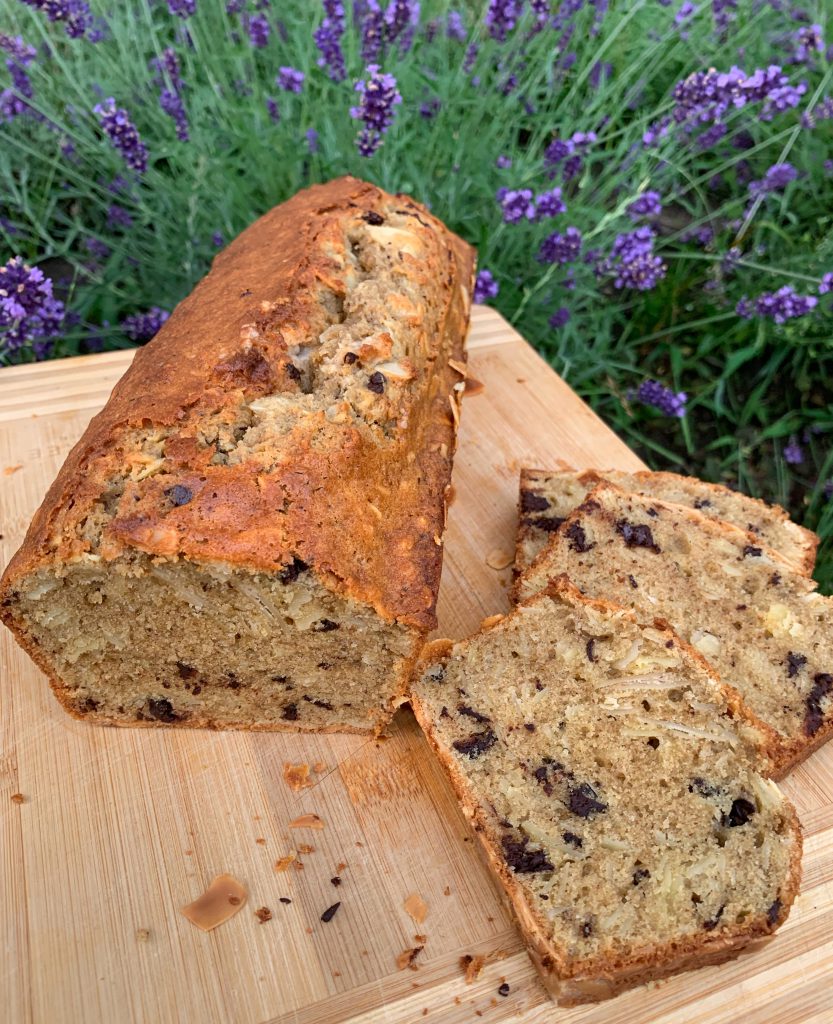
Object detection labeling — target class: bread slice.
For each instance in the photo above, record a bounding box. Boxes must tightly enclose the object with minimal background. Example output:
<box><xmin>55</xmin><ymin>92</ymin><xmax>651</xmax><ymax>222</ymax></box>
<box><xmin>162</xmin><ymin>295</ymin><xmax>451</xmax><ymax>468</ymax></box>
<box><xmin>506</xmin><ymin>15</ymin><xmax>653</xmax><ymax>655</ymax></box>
<box><xmin>516</xmin><ymin>483</ymin><xmax>833</xmax><ymax>775</ymax></box>
<box><xmin>410</xmin><ymin>578</ymin><xmax>801</xmax><ymax>1005</ymax></box>
<box><xmin>517</xmin><ymin>468</ymin><xmax>817</xmax><ymax>576</ymax></box>
<box><xmin>0</xmin><ymin>178</ymin><xmax>474</xmax><ymax>735</ymax></box>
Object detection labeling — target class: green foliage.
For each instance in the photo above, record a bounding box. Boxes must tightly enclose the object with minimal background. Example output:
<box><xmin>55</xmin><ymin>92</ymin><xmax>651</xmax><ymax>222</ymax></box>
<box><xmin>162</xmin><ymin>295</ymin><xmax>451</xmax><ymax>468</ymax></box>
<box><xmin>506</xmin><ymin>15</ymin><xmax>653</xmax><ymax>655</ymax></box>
<box><xmin>2</xmin><ymin>0</ymin><xmax>833</xmax><ymax>586</ymax></box>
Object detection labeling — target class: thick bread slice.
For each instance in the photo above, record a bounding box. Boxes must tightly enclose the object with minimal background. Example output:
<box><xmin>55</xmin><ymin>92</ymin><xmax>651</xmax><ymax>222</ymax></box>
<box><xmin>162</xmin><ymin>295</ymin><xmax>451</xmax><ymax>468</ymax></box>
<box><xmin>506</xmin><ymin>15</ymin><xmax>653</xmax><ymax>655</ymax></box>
<box><xmin>410</xmin><ymin>577</ymin><xmax>801</xmax><ymax>1005</ymax></box>
<box><xmin>517</xmin><ymin>468</ymin><xmax>817</xmax><ymax>576</ymax></box>
<box><xmin>516</xmin><ymin>483</ymin><xmax>833</xmax><ymax>775</ymax></box>
<box><xmin>0</xmin><ymin>177</ymin><xmax>475</xmax><ymax>734</ymax></box>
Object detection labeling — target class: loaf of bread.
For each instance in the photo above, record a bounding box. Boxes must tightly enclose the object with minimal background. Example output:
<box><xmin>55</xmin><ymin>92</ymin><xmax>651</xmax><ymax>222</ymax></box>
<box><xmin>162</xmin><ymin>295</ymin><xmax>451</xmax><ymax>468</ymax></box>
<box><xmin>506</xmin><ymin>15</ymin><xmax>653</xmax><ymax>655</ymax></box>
<box><xmin>517</xmin><ymin>468</ymin><xmax>817</xmax><ymax>575</ymax></box>
<box><xmin>516</xmin><ymin>483</ymin><xmax>833</xmax><ymax>774</ymax></box>
<box><xmin>410</xmin><ymin>577</ymin><xmax>801</xmax><ymax>1005</ymax></box>
<box><xmin>0</xmin><ymin>177</ymin><xmax>475</xmax><ymax>734</ymax></box>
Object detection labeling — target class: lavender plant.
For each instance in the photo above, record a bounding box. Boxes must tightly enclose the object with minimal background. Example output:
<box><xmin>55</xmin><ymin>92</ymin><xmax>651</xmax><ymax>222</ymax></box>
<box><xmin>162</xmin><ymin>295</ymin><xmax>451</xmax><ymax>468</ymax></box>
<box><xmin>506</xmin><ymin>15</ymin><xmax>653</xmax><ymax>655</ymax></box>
<box><xmin>2</xmin><ymin>0</ymin><xmax>833</xmax><ymax>588</ymax></box>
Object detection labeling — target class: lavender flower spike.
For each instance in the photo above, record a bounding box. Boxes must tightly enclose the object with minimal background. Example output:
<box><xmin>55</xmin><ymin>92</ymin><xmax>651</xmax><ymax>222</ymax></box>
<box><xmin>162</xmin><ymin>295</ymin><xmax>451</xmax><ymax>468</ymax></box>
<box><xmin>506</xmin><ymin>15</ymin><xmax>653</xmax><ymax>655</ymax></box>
<box><xmin>627</xmin><ymin>191</ymin><xmax>663</xmax><ymax>221</ymax></box>
<box><xmin>819</xmin><ymin>272</ymin><xmax>833</xmax><ymax>295</ymax></box>
<box><xmin>497</xmin><ymin>188</ymin><xmax>536</xmax><ymax>223</ymax></box>
<box><xmin>22</xmin><ymin>0</ymin><xmax>93</xmax><ymax>40</ymax></box>
<box><xmin>94</xmin><ymin>99</ymin><xmax>149</xmax><ymax>174</ymax></box>
<box><xmin>0</xmin><ymin>256</ymin><xmax>65</xmax><ymax>354</ymax></box>
<box><xmin>637</xmin><ymin>379</ymin><xmax>687</xmax><ymax>418</ymax></box>
<box><xmin>277</xmin><ymin>67</ymin><xmax>305</xmax><ymax>93</ymax></box>
<box><xmin>473</xmin><ymin>269</ymin><xmax>499</xmax><ymax>303</ymax></box>
<box><xmin>314</xmin><ymin>1</ymin><xmax>346</xmax><ymax>82</ymax></box>
<box><xmin>167</xmin><ymin>0</ymin><xmax>196</xmax><ymax>16</ymax></box>
<box><xmin>247</xmin><ymin>12</ymin><xmax>270</xmax><ymax>48</ymax></box>
<box><xmin>121</xmin><ymin>306</ymin><xmax>169</xmax><ymax>343</ymax></box>
<box><xmin>350</xmin><ymin>65</ymin><xmax>402</xmax><ymax>156</ymax></box>
<box><xmin>485</xmin><ymin>0</ymin><xmax>521</xmax><ymax>42</ymax></box>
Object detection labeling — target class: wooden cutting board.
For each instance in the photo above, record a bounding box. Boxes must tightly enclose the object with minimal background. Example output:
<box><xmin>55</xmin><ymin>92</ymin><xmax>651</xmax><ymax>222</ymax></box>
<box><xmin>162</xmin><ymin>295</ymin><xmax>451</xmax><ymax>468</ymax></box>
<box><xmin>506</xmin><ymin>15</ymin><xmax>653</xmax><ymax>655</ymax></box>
<box><xmin>1</xmin><ymin>306</ymin><xmax>830</xmax><ymax>1024</ymax></box>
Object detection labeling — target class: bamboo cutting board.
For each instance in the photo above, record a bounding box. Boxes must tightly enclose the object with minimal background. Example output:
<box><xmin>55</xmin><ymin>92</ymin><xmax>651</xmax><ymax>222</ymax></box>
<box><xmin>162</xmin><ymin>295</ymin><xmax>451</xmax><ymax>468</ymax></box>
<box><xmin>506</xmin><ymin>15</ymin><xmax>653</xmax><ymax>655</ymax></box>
<box><xmin>1</xmin><ymin>306</ymin><xmax>831</xmax><ymax>1024</ymax></box>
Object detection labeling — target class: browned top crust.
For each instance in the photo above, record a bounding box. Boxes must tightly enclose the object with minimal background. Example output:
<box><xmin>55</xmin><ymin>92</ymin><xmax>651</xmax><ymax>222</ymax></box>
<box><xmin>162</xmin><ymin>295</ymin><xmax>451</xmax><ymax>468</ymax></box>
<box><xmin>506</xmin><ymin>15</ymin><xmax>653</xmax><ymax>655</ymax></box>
<box><xmin>1</xmin><ymin>177</ymin><xmax>475</xmax><ymax>630</ymax></box>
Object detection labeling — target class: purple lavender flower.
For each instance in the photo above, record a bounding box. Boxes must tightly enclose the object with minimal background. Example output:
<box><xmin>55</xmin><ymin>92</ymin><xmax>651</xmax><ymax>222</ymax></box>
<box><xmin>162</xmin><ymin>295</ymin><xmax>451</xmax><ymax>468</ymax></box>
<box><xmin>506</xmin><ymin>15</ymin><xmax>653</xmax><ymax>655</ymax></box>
<box><xmin>549</xmin><ymin>307</ymin><xmax>570</xmax><ymax>328</ymax></box>
<box><xmin>496</xmin><ymin>154</ymin><xmax>512</xmax><ymax>169</ymax></box>
<box><xmin>277</xmin><ymin>66</ymin><xmax>305</xmax><ymax>93</ymax></box>
<box><xmin>627</xmin><ymin>191</ymin><xmax>662</xmax><ymax>221</ymax></box>
<box><xmin>107</xmin><ymin>204</ymin><xmax>133</xmax><ymax>230</ymax></box>
<box><xmin>463</xmin><ymin>42</ymin><xmax>477</xmax><ymax>73</ymax></box>
<box><xmin>0</xmin><ymin>34</ymin><xmax>36</xmax><ymax>122</ymax></box>
<box><xmin>563</xmin><ymin>154</ymin><xmax>584</xmax><ymax>181</ymax></box>
<box><xmin>819</xmin><ymin>272</ymin><xmax>833</xmax><ymax>294</ymax></box>
<box><xmin>783</xmin><ymin>438</ymin><xmax>803</xmax><ymax>465</ymax></box>
<box><xmin>637</xmin><ymin>380</ymin><xmax>687</xmax><ymax>418</ymax></box>
<box><xmin>151</xmin><ymin>49</ymin><xmax>189</xmax><ymax>142</ymax></box>
<box><xmin>750</xmin><ymin>286</ymin><xmax>818</xmax><ymax>324</ymax></box>
<box><xmin>84</xmin><ymin>237</ymin><xmax>110</xmax><ymax>262</ymax></box>
<box><xmin>534</xmin><ymin>188</ymin><xmax>567</xmax><ymax>220</ymax></box>
<box><xmin>792</xmin><ymin>24</ymin><xmax>824</xmax><ymax>64</ymax></box>
<box><xmin>246</xmin><ymin>12</ymin><xmax>270</xmax><ymax>47</ymax></box>
<box><xmin>350</xmin><ymin>65</ymin><xmax>402</xmax><ymax>156</ymax></box>
<box><xmin>446</xmin><ymin>10</ymin><xmax>466</xmax><ymax>40</ymax></box>
<box><xmin>386</xmin><ymin>0</ymin><xmax>420</xmax><ymax>51</ymax></box>
<box><xmin>0</xmin><ymin>256</ymin><xmax>65</xmax><ymax>354</ymax></box>
<box><xmin>721</xmin><ymin>246</ymin><xmax>742</xmax><ymax>274</ymax></box>
<box><xmin>497</xmin><ymin>188</ymin><xmax>536</xmax><ymax>223</ymax></box>
<box><xmin>735</xmin><ymin>296</ymin><xmax>754</xmax><ymax>319</ymax></box>
<box><xmin>306</xmin><ymin>127</ymin><xmax>319</xmax><ymax>153</ymax></box>
<box><xmin>537</xmin><ymin>226</ymin><xmax>582</xmax><ymax>264</ymax></box>
<box><xmin>226</xmin><ymin>0</ymin><xmax>244</xmax><ymax>13</ymax></box>
<box><xmin>675</xmin><ymin>1</ymin><xmax>695</xmax><ymax>32</ymax></box>
<box><xmin>360</xmin><ymin>0</ymin><xmax>384</xmax><ymax>61</ymax></box>
<box><xmin>747</xmin><ymin>162</ymin><xmax>798</xmax><ymax>198</ymax></box>
<box><xmin>22</xmin><ymin>0</ymin><xmax>93</xmax><ymax>40</ymax></box>
<box><xmin>167</xmin><ymin>0</ymin><xmax>196</xmax><ymax>16</ymax></box>
<box><xmin>473</xmin><ymin>269</ymin><xmax>499</xmax><ymax>303</ymax></box>
<box><xmin>712</xmin><ymin>0</ymin><xmax>736</xmax><ymax>35</ymax></box>
<box><xmin>671</xmin><ymin>65</ymin><xmax>806</xmax><ymax>134</ymax></box>
<box><xmin>94</xmin><ymin>99</ymin><xmax>149</xmax><ymax>174</ymax></box>
<box><xmin>485</xmin><ymin>0</ymin><xmax>521</xmax><ymax>42</ymax></box>
<box><xmin>419</xmin><ymin>96</ymin><xmax>441</xmax><ymax>118</ymax></box>
<box><xmin>602</xmin><ymin>227</ymin><xmax>667</xmax><ymax>291</ymax></box>
<box><xmin>266</xmin><ymin>96</ymin><xmax>280</xmax><ymax>121</ymax></box>
<box><xmin>121</xmin><ymin>306</ymin><xmax>169</xmax><ymax>343</ymax></box>
<box><xmin>589</xmin><ymin>60</ymin><xmax>612</xmax><ymax>89</ymax></box>
<box><xmin>544</xmin><ymin>131</ymin><xmax>596</xmax><ymax>180</ymax></box>
<box><xmin>212</xmin><ymin>231</ymin><xmax>224</xmax><ymax>247</ymax></box>
<box><xmin>314</xmin><ymin>1</ymin><xmax>346</xmax><ymax>81</ymax></box>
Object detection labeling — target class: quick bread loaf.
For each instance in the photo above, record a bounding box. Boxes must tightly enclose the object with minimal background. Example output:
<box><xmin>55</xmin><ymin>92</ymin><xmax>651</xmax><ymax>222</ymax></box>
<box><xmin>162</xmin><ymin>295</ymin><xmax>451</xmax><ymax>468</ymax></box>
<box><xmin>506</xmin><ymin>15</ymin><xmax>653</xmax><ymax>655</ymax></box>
<box><xmin>516</xmin><ymin>483</ymin><xmax>833</xmax><ymax>774</ymax></box>
<box><xmin>0</xmin><ymin>177</ymin><xmax>475</xmax><ymax>733</ymax></box>
<box><xmin>516</xmin><ymin>468</ymin><xmax>817</xmax><ymax>575</ymax></box>
<box><xmin>410</xmin><ymin>578</ymin><xmax>801</xmax><ymax>1005</ymax></box>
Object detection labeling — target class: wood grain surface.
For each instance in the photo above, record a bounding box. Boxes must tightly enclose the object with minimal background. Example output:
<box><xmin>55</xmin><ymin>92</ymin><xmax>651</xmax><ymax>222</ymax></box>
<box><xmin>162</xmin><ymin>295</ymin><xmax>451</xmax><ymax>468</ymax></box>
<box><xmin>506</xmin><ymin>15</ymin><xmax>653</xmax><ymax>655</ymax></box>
<box><xmin>1</xmin><ymin>306</ymin><xmax>830</xmax><ymax>1024</ymax></box>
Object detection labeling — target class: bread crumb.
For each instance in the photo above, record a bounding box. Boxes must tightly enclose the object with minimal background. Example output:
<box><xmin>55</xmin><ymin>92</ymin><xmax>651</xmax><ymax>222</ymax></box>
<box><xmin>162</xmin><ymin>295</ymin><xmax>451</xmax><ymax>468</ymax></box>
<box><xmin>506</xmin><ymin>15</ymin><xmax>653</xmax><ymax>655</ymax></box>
<box><xmin>404</xmin><ymin>892</ymin><xmax>428</xmax><ymax>925</ymax></box>
<box><xmin>396</xmin><ymin>946</ymin><xmax>424</xmax><ymax>971</ymax></box>
<box><xmin>10</xmin><ymin>793</ymin><xmax>25</xmax><ymax>804</ymax></box>
<box><xmin>283</xmin><ymin>763</ymin><xmax>313</xmax><ymax>791</ymax></box>
<box><xmin>293</xmin><ymin>860</ymin><xmax>305</xmax><ymax>872</ymax></box>
<box><xmin>464</xmin><ymin>377</ymin><xmax>485</xmax><ymax>397</ymax></box>
<box><xmin>443</xmin><ymin>885</ymin><xmax>451</xmax><ymax>896</ymax></box>
<box><xmin>486</xmin><ymin>549</ymin><xmax>513</xmax><ymax>571</ymax></box>
<box><xmin>289</xmin><ymin>813</ymin><xmax>325</xmax><ymax>829</ymax></box>
<box><xmin>255</xmin><ymin>907</ymin><xmax>272</xmax><ymax>924</ymax></box>
<box><xmin>297</xmin><ymin>843</ymin><xmax>315</xmax><ymax>855</ymax></box>
<box><xmin>460</xmin><ymin>954</ymin><xmax>486</xmax><ymax>984</ymax></box>
<box><xmin>448</xmin><ymin>358</ymin><xmax>467</xmax><ymax>376</ymax></box>
<box><xmin>313</xmin><ymin>762</ymin><xmax>327</xmax><ymax>774</ymax></box>
<box><xmin>333</xmin><ymin>970</ymin><xmax>341</xmax><ymax>978</ymax></box>
<box><xmin>480</xmin><ymin>614</ymin><xmax>504</xmax><ymax>630</ymax></box>
<box><xmin>336</xmin><ymin>861</ymin><xmax>347</xmax><ymax>872</ymax></box>
<box><xmin>136</xmin><ymin>928</ymin><xmax>150</xmax><ymax>942</ymax></box>
<box><xmin>256</xmin><ymin>838</ymin><xmax>266</xmax><ymax>846</ymax></box>
<box><xmin>274</xmin><ymin>853</ymin><xmax>296</xmax><ymax>873</ymax></box>
<box><xmin>414</xmin><ymin>933</ymin><xmax>427</xmax><ymax>943</ymax></box>
<box><xmin>180</xmin><ymin>874</ymin><xmax>247</xmax><ymax>932</ymax></box>
<box><xmin>3</xmin><ymin>464</ymin><xmax>22</xmax><ymax>476</ymax></box>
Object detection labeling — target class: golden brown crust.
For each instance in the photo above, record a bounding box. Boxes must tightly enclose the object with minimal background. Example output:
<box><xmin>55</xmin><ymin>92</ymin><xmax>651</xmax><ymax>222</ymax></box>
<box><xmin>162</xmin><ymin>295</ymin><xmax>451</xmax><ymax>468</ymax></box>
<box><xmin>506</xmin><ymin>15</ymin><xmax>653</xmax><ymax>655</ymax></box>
<box><xmin>410</xmin><ymin>579</ymin><xmax>803</xmax><ymax>1005</ymax></box>
<box><xmin>0</xmin><ymin>177</ymin><xmax>475</xmax><ymax>634</ymax></box>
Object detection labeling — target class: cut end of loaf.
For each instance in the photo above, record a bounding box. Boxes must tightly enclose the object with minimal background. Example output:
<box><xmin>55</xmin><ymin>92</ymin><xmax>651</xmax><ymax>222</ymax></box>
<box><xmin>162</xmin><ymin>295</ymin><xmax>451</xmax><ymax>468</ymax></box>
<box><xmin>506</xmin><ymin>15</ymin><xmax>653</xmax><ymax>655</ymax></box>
<box><xmin>2</xmin><ymin>554</ymin><xmax>417</xmax><ymax>733</ymax></box>
<box><xmin>410</xmin><ymin>581</ymin><xmax>801</xmax><ymax>1005</ymax></box>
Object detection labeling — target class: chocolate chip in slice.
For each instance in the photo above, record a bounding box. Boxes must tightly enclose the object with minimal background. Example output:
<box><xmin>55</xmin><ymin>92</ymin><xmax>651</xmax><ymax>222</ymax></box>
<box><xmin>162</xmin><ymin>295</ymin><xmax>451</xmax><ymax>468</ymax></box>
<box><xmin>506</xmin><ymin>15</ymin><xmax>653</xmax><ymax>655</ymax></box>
<box><xmin>786</xmin><ymin>651</ymin><xmax>807</xmax><ymax>678</ymax></box>
<box><xmin>367</xmin><ymin>371</ymin><xmax>386</xmax><ymax>393</ymax></box>
<box><xmin>615</xmin><ymin>519</ymin><xmax>661</xmax><ymax>552</ymax></box>
<box><xmin>166</xmin><ymin>484</ymin><xmax>193</xmax><ymax>506</ymax></box>
<box><xmin>453</xmin><ymin>730</ymin><xmax>497</xmax><ymax>759</ymax></box>
<box><xmin>520</xmin><ymin>491</ymin><xmax>550</xmax><ymax>513</ymax></box>
<box><xmin>568</xmin><ymin>782</ymin><xmax>607</xmax><ymax>818</ymax></box>
<box><xmin>501</xmin><ymin>835</ymin><xmax>554</xmax><ymax>873</ymax></box>
<box><xmin>565</xmin><ymin>521</ymin><xmax>593</xmax><ymax>553</ymax></box>
<box><xmin>723</xmin><ymin>797</ymin><xmax>756</xmax><ymax>827</ymax></box>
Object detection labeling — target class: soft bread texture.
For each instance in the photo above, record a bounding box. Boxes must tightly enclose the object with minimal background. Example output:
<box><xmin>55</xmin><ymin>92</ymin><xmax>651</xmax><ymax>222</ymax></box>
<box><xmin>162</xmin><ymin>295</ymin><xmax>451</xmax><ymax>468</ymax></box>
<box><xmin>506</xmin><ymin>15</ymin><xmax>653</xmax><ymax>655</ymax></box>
<box><xmin>410</xmin><ymin>578</ymin><xmax>801</xmax><ymax>1005</ymax></box>
<box><xmin>0</xmin><ymin>177</ymin><xmax>475</xmax><ymax>734</ymax></box>
<box><xmin>516</xmin><ymin>468</ymin><xmax>817</xmax><ymax>576</ymax></box>
<box><xmin>516</xmin><ymin>483</ymin><xmax>833</xmax><ymax>775</ymax></box>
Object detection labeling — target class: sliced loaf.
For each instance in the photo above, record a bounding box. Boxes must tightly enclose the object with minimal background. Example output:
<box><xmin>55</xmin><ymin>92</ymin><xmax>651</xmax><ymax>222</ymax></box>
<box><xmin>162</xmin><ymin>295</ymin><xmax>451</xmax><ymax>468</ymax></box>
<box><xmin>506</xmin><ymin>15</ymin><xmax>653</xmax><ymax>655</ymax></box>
<box><xmin>410</xmin><ymin>577</ymin><xmax>801</xmax><ymax>1005</ymax></box>
<box><xmin>517</xmin><ymin>468</ymin><xmax>817</xmax><ymax>575</ymax></box>
<box><xmin>516</xmin><ymin>483</ymin><xmax>833</xmax><ymax>774</ymax></box>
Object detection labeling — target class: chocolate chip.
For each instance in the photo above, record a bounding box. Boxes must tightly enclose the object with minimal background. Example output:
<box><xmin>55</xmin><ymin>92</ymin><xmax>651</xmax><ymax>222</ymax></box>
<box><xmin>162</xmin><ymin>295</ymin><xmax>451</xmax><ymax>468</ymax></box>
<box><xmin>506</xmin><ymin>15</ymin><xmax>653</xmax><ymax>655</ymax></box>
<box><xmin>453</xmin><ymin>730</ymin><xmax>497</xmax><ymax>759</ymax></box>
<box><xmin>742</xmin><ymin>544</ymin><xmax>762</xmax><ymax>558</ymax></box>
<box><xmin>805</xmin><ymin>673</ymin><xmax>833</xmax><ymax>737</ymax></box>
<box><xmin>285</xmin><ymin>362</ymin><xmax>301</xmax><ymax>381</ymax></box>
<box><xmin>530</xmin><ymin>514</ymin><xmax>565</xmax><ymax>533</ymax></box>
<box><xmin>331</xmin><ymin>876</ymin><xmax>342</xmax><ymax>887</ymax></box>
<box><xmin>78</xmin><ymin>696</ymin><xmax>100</xmax><ymax>713</ymax></box>
<box><xmin>147</xmin><ymin>698</ymin><xmax>178</xmax><ymax>723</ymax></box>
<box><xmin>585</xmin><ymin>639</ymin><xmax>597</xmax><ymax>662</ymax></box>
<box><xmin>615</xmin><ymin>519</ymin><xmax>661</xmax><ymax>552</ymax></box>
<box><xmin>565</xmin><ymin>521</ymin><xmax>593</xmax><ymax>553</ymax></box>
<box><xmin>568</xmin><ymin>782</ymin><xmax>607</xmax><ymax>818</ymax></box>
<box><xmin>693</xmin><ymin>498</ymin><xmax>712</xmax><ymax>509</ymax></box>
<box><xmin>272</xmin><ymin>675</ymin><xmax>288</xmax><ymax>683</ymax></box>
<box><xmin>425</xmin><ymin>664</ymin><xmax>446</xmax><ymax>684</ymax></box>
<box><xmin>736</xmin><ymin>604</ymin><xmax>747</xmax><ymax>610</ymax></box>
<box><xmin>166</xmin><ymin>484</ymin><xmax>193</xmax><ymax>506</ymax></box>
<box><xmin>770</xmin><ymin>572</ymin><xmax>782</xmax><ymax>586</ymax></box>
<box><xmin>320</xmin><ymin>902</ymin><xmax>341</xmax><ymax>923</ymax></box>
<box><xmin>628</xmin><ymin>574</ymin><xmax>638</xmax><ymax>588</ymax></box>
<box><xmin>786</xmin><ymin>652</ymin><xmax>807</xmax><ymax>678</ymax></box>
<box><xmin>226</xmin><ymin>673</ymin><xmax>240</xmax><ymax>690</ymax></box>
<box><xmin>279</xmin><ymin>897</ymin><xmax>292</xmax><ymax>904</ymax></box>
<box><xmin>767</xmin><ymin>898</ymin><xmax>782</xmax><ymax>925</ymax></box>
<box><xmin>343</xmin><ymin>351</ymin><xmax>358</xmax><ymax>364</ymax></box>
<box><xmin>279</xmin><ymin>556</ymin><xmax>308</xmax><ymax>584</ymax></box>
<box><xmin>440</xmin><ymin>706</ymin><xmax>450</xmax><ymax>718</ymax></box>
<box><xmin>533</xmin><ymin>765</ymin><xmax>553</xmax><ymax>796</ymax></box>
<box><xmin>314</xmin><ymin>618</ymin><xmax>340</xmax><ymax>632</ymax></box>
<box><xmin>498</xmin><ymin>983</ymin><xmax>510</xmax><ymax>997</ymax></box>
<box><xmin>176</xmin><ymin>661</ymin><xmax>197</xmax><ymax>680</ymax></box>
<box><xmin>647</xmin><ymin>737</ymin><xmax>660</xmax><ymax>749</ymax></box>
<box><xmin>581</xmin><ymin>920</ymin><xmax>593</xmax><ymax>938</ymax></box>
<box><xmin>562</xmin><ymin>831</ymin><xmax>583</xmax><ymax>848</ymax></box>
<box><xmin>632</xmin><ymin>867</ymin><xmax>650</xmax><ymax>885</ymax></box>
<box><xmin>520</xmin><ymin>491</ymin><xmax>550</xmax><ymax>513</ymax></box>
<box><xmin>647</xmin><ymin>507</ymin><xmax>659</xmax><ymax>517</ymax></box>
<box><xmin>534</xmin><ymin>680</ymin><xmax>544</xmax><ymax>691</ymax></box>
<box><xmin>703</xmin><ymin>905</ymin><xmax>725</xmax><ymax>930</ymax></box>
<box><xmin>302</xmin><ymin>695</ymin><xmax>333</xmax><ymax>710</ymax></box>
<box><xmin>723</xmin><ymin>797</ymin><xmax>756</xmax><ymax>827</ymax></box>
<box><xmin>501</xmin><ymin>835</ymin><xmax>554</xmax><ymax>873</ymax></box>
<box><xmin>367</xmin><ymin>371</ymin><xmax>386</xmax><ymax>393</ymax></box>
<box><xmin>524</xmin><ymin>722</ymin><xmax>536</xmax><ymax>732</ymax></box>
<box><xmin>457</xmin><ymin>703</ymin><xmax>491</xmax><ymax>724</ymax></box>
<box><xmin>362</xmin><ymin>210</ymin><xmax>384</xmax><ymax>225</ymax></box>
<box><xmin>689</xmin><ymin>777</ymin><xmax>720</xmax><ymax>798</ymax></box>
<box><xmin>281</xmin><ymin>703</ymin><xmax>299</xmax><ymax>721</ymax></box>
